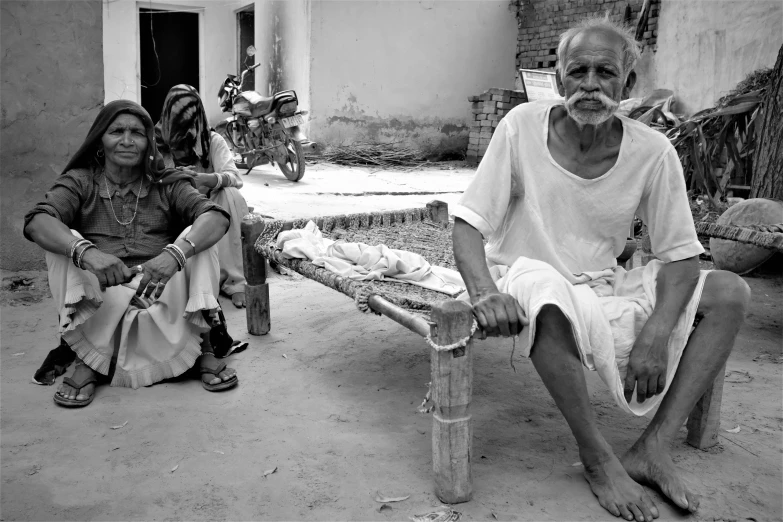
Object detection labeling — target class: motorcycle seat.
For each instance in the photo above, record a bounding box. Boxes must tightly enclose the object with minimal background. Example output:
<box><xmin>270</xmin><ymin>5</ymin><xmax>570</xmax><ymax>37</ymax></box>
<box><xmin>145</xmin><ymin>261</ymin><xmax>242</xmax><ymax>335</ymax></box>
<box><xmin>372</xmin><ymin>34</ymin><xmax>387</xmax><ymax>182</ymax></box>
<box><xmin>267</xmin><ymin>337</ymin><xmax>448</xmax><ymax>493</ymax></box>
<box><xmin>233</xmin><ymin>91</ymin><xmax>275</xmax><ymax>117</ymax></box>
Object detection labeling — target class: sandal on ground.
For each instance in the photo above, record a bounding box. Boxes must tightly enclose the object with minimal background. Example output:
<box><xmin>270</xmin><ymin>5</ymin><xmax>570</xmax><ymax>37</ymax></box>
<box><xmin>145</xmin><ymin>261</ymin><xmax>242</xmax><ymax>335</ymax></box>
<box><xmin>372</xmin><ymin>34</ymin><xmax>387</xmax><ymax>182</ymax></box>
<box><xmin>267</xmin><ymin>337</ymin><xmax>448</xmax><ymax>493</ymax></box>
<box><xmin>200</xmin><ymin>353</ymin><xmax>239</xmax><ymax>392</ymax></box>
<box><xmin>53</xmin><ymin>372</ymin><xmax>98</xmax><ymax>408</ymax></box>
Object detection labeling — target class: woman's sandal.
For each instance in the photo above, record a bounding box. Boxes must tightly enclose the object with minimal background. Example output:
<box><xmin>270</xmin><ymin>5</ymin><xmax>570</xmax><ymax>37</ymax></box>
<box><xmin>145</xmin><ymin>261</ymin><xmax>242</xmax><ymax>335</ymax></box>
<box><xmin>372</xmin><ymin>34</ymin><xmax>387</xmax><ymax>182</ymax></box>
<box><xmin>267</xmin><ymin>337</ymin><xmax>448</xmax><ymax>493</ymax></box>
<box><xmin>53</xmin><ymin>373</ymin><xmax>98</xmax><ymax>407</ymax></box>
<box><xmin>200</xmin><ymin>353</ymin><xmax>239</xmax><ymax>392</ymax></box>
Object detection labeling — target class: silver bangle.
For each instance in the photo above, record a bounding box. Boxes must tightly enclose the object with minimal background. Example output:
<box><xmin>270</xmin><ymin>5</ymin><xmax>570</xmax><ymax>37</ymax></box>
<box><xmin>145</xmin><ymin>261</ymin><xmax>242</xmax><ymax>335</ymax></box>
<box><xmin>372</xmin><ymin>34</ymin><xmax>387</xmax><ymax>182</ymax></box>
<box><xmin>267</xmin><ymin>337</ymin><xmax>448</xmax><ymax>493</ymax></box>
<box><xmin>183</xmin><ymin>237</ymin><xmax>196</xmax><ymax>255</ymax></box>
<box><xmin>162</xmin><ymin>246</ymin><xmax>185</xmax><ymax>271</ymax></box>
<box><xmin>164</xmin><ymin>244</ymin><xmax>187</xmax><ymax>270</ymax></box>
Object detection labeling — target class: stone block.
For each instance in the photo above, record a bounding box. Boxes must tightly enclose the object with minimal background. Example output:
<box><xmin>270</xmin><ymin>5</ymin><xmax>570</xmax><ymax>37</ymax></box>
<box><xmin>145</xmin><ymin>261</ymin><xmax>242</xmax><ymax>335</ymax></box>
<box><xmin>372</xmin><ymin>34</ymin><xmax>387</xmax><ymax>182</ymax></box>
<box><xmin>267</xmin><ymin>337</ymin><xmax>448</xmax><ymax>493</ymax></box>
<box><xmin>477</xmin><ymin>114</ymin><xmax>487</xmax><ymax>120</ymax></box>
<box><xmin>487</xmin><ymin>114</ymin><xmax>501</xmax><ymax>121</ymax></box>
<box><xmin>479</xmin><ymin>92</ymin><xmax>492</xmax><ymax>101</ymax></box>
<box><xmin>488</xmin><ymin>88</ymin><xmax>506</xmax><ymax>95</ymax></box>
<box><xmin>478</xmin><ymin>143</ymin><xmax>490</xmax><ymax>153</ymax></box>
<box><xmin>482</xmin><ymin>104</ymin><xmax>496</xmax><ymax>114</ymax></box>
<box><xmin>480</xmin><ymin>120</ymin><xmax>492</xmax><ymax>127</ymax></box>
<box><xmin>467</xmin><ymin>95</ymin><xmax>480</xmax><ymax>102</ymax></box>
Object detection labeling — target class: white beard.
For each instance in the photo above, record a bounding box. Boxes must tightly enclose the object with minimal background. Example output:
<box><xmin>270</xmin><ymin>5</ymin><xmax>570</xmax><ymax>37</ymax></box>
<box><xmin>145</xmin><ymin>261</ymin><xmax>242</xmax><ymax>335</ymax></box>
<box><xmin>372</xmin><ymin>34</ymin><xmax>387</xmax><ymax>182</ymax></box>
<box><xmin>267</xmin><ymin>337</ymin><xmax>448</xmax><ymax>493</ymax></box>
<box><xmin>564</xmin><ymin>91</ymin><xmax>620</xmax><ymax>127</ymax></box>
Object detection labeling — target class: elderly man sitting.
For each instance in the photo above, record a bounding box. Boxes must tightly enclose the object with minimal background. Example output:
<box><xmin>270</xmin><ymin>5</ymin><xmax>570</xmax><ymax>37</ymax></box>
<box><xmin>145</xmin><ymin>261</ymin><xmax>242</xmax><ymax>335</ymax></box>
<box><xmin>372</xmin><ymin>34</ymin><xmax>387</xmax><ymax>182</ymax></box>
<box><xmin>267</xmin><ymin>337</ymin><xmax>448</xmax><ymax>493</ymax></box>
<box><xmin>452</xmin><ymin>15</ymin><xmax>749</xmax><ymax>522</ymax></box>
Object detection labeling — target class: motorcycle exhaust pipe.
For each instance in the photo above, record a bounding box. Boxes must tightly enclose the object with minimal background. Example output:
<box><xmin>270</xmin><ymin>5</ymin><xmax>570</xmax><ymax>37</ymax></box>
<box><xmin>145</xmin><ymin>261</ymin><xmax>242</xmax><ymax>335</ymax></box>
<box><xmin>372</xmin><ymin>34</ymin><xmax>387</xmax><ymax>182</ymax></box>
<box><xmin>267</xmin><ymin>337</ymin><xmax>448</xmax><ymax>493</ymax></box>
<box><xmin>287</xmin><ymin>125</ymin><xmax>318</xmax><ymax>152</ymax></box>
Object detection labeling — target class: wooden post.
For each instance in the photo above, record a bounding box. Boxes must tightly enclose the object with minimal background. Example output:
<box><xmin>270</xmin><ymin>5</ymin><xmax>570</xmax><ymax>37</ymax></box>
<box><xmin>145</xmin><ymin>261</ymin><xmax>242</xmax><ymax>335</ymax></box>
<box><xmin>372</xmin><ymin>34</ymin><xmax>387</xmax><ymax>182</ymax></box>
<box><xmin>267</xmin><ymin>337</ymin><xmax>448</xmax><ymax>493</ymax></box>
<box><xmin>686</xmin><ymin>363</ymin><xmax>726</xmax><ymax>449</ymax></box>
<box><xmin>241</xmin><ymin>216</ymin><xmax>270</xmax><ymax>335</ymax></box>
<box><xmin>427</xmin><ymin>200</ymin><xmax>449</xmax><ymax>225</ymax></box>
<box><xmin>429</xmin><ymin>300</ymin><xmax>474</xmax><ymax>504</ymax></box>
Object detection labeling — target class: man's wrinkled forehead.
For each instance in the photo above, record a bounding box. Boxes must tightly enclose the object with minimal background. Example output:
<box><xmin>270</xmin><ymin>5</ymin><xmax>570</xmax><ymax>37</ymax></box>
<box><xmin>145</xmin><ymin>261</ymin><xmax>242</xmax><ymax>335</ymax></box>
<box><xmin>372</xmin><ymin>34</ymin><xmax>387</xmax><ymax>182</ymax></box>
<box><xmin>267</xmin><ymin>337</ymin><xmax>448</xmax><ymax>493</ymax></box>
<box><xmin>563</xmin><ymin>27</ymin><xmax>625</xmax><ymax>68</ymax></box>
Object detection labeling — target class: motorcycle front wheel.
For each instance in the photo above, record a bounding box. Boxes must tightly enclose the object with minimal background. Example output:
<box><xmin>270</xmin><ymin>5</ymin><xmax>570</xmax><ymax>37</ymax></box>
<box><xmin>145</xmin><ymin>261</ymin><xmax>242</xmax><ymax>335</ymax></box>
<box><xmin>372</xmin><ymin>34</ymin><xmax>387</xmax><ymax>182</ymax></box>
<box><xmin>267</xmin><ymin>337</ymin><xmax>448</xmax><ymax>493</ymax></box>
<box><xmin>276</xmin><ymin>135</ymin><xmax>305</xmax><ymax>182</ymax></box>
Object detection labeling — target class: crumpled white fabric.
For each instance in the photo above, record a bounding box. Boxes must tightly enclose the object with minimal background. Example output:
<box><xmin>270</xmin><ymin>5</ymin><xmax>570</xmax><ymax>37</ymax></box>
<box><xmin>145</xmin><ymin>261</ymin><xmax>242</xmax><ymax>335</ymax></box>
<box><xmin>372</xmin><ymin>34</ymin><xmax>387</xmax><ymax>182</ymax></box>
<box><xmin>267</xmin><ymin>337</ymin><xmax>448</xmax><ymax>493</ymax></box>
<box><xmin>276</xmin><ymin>221</ymin><xmax>465</xmax><ymax>296</ymax></box>
<box><xmin>477</xmin><ymin>257</ymin><xmax>710</xmax><ymax>416</ymax></box>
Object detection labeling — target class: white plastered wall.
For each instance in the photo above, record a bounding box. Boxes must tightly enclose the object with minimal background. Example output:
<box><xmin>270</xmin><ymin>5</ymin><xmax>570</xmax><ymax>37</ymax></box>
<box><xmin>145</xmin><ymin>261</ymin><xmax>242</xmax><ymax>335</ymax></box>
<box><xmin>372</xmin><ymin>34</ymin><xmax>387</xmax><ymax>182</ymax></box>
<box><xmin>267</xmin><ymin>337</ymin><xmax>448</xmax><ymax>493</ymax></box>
<box><xmin>103</xmin><ymin>0</ymin><xmax>248</xmax><ymax>125</ymax></box>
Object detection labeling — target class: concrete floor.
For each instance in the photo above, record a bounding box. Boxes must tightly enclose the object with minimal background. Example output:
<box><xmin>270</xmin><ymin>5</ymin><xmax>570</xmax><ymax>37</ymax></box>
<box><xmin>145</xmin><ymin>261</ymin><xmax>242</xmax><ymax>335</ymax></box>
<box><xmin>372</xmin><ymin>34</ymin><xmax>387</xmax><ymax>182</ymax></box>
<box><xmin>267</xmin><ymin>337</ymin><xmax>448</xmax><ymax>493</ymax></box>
<box><xmin>239</xmin><ymin>161</ymin><xmax>474</xmax><ymax>219</ymax></box>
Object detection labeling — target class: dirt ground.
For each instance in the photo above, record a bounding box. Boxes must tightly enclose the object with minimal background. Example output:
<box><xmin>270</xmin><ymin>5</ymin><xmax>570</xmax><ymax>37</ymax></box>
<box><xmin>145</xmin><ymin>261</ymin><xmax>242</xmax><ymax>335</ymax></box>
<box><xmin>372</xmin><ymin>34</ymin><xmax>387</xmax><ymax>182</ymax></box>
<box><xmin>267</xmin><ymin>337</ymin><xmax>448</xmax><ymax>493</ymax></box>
<box><xmin>1</xmin><ymin>164</ymin><xmax>781</xmax><ymax>521</ymax></box>
<box><xmin>1</xmin><ymin>263</ymin><xmax>780</xmax><ymax>521</ymax></box>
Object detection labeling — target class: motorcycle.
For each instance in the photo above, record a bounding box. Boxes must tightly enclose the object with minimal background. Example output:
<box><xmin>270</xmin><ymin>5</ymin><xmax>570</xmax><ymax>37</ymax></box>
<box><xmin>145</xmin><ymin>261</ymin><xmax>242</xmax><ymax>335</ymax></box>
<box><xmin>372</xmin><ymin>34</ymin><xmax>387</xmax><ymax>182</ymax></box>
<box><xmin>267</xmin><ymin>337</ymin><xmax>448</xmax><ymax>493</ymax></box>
<box><xmin>215</xmin><ymin>48</ymin><xmax>314</xmax><ymax>182</ymax></box>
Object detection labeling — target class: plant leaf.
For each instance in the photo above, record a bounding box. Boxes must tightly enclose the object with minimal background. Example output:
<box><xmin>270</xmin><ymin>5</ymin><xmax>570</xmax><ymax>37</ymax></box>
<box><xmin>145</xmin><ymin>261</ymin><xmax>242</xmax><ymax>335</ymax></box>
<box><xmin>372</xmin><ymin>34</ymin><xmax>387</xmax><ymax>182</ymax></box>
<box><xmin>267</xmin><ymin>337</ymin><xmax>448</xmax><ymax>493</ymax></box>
<box><xmin>708</xmin><ymin>101</ymin><xmax>760</xmax><ymax>118</ymax></box>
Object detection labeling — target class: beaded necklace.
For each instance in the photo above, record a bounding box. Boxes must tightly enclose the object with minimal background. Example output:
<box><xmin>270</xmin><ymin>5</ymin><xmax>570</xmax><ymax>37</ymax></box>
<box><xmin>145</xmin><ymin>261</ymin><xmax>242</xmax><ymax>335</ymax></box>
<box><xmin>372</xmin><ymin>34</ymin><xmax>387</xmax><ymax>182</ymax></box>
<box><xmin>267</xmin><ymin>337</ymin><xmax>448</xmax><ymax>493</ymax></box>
<box><xmin>104</xmin><ymin>171</ymin><xmax>144</xmax><ymax>226</ymax></box>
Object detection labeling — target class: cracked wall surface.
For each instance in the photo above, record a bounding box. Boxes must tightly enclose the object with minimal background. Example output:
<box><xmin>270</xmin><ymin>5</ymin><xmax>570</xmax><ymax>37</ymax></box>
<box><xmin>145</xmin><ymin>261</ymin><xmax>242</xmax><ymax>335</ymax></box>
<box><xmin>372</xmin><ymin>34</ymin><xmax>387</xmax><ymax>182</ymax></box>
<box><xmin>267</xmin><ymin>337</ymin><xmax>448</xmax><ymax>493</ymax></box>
<box><xmin>1</xmin><ymin>0</ymin><xmax>104</xmax><ymax>270</ymax></box>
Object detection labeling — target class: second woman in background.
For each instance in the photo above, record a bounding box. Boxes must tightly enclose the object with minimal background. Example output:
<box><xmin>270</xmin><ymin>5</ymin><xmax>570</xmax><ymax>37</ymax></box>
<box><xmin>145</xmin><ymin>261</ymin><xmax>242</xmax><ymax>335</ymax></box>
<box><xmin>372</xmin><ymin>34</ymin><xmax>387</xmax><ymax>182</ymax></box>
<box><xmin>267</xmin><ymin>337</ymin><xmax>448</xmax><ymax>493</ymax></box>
<box><xmin>156</xmin><ymin>84</ymin><xmax>249</xmax><ymax>308</ymax></box>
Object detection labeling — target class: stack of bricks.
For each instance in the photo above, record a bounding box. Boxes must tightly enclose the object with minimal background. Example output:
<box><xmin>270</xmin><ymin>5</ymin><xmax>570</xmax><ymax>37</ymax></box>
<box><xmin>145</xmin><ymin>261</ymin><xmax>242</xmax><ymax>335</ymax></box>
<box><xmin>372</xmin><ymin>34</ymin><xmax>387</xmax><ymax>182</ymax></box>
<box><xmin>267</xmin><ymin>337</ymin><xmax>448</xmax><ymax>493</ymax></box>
<box><xmin>466</xmin><ymin>88</ymin><xmax>527</xmax><ymax>165</ymax></box>
<box><xmin>515</xmin><ymin>0</ymin><xmax>660</xmax><ymax>71</ymax></box>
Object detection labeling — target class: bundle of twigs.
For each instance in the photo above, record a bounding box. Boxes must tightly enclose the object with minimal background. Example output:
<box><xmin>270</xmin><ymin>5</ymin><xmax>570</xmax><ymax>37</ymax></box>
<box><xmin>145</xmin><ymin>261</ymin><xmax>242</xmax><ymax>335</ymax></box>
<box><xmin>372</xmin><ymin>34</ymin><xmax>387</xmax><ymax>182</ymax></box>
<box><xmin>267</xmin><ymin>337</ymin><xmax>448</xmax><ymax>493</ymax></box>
<box><xmin>318</xmin><ymin>142</ymin><xmax>428</xmax><ymax>170</ymax></box>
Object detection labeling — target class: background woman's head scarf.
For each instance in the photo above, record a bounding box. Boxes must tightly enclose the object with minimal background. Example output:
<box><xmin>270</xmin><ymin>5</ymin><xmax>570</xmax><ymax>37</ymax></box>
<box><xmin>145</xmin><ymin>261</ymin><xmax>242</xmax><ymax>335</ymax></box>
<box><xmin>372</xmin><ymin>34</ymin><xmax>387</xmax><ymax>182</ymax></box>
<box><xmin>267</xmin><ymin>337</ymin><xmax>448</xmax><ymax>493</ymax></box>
<box><xmin>155</xmin><ymin>84</ymin><xmax>212</xmax><ymax>169</ymax></box>
<box><xmin>61</xmin><ymin>100</ymin><xmax>193</xmax><ymax>186</ymax></box>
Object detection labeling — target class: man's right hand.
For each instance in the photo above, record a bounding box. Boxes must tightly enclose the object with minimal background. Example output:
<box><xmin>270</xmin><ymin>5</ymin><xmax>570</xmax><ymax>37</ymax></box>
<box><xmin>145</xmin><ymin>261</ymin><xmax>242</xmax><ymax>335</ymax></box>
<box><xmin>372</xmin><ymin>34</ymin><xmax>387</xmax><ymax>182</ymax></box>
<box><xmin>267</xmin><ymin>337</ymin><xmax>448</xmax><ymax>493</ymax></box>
<box><xmin>80</xmin><ymin>249</ymin><xmax>133</xmax><ymax>290</ymax></box>
<box><xmin>471</xmin><ymin>290</ymin><xmax>528</xmax><ymax>337</ymax></box>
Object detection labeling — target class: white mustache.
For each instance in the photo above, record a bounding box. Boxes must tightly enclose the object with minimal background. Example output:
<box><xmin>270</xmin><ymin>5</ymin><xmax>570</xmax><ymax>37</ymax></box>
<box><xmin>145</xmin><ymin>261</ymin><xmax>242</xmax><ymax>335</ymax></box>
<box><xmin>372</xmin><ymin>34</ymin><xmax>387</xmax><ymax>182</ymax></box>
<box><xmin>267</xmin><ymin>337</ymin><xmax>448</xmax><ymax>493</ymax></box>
<box><xmin>567</xmin><ymin>91</ymin><xmax>618</xmax><ymax>108</ymax></box>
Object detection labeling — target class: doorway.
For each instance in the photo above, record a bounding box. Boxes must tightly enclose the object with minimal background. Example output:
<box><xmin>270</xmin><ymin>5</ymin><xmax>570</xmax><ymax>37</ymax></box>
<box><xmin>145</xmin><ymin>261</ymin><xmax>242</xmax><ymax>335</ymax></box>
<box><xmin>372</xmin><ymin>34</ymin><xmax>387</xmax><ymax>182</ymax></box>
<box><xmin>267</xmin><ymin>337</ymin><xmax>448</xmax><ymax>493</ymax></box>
<box><xmin>237</xmin><ymin>6</ymin><xmax>255</xmax><ymax>92</ymax></box>
<box><xmin>139</xmin><ymin>7</ymin><xmax>200</xmax><ymax>123</ymax></box>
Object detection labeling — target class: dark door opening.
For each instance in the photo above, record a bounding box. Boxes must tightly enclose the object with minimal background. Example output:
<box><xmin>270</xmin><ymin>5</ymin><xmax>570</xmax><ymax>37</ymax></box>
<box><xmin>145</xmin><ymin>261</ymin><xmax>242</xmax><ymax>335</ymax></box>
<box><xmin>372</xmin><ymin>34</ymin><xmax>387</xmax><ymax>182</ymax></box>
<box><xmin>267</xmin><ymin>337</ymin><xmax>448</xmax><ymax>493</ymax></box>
<box><xmin>140</xmin><ymin>8</ymin><xmax>200</xmax><ymax>123</ymax></box>
<box><xmin>237</xmin><ymin>7</ymin><xmax>255</xmax><ymax>92</ymax></box>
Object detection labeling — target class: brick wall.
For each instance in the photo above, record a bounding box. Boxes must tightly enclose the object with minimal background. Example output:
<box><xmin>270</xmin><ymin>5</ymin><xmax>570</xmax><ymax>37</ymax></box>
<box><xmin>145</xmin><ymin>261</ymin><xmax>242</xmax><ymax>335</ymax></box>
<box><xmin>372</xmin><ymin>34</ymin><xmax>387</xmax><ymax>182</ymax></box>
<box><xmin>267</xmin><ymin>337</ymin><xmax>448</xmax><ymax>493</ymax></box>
<box><xmin>466</xmin><ymin>88</ymin><xmax>527</xmax><ymax>165</ymax></box>
<box><xmin>515</xmin><ymin>0</ymin><xmax>659</xmax><ymax>71</ymax></box>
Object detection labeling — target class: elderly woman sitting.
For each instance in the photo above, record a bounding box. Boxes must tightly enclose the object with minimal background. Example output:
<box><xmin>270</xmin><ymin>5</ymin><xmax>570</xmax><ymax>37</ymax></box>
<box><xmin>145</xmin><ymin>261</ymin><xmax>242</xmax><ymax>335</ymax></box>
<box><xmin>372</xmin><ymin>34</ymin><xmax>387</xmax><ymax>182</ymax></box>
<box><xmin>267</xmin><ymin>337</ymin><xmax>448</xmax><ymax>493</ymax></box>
<box><xmin>156</xmin><ymin>84</ymin><xmax>250</xmax><ymax>308</ymax></box>
<box><xmin>24</xmin><ymin>100</ymin><xmax>239</xmax><ymax>407</ymax></box>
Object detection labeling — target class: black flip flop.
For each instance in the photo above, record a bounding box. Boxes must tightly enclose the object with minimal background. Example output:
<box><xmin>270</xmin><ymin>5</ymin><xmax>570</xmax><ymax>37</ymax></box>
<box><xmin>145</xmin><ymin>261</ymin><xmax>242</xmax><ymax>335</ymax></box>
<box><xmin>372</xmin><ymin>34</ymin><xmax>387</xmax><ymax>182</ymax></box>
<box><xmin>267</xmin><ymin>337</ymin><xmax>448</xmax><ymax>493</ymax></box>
<box><xmin>200</xmin><ymin>354</ymin><xmax>239</xmax><ymax>392</ymax></box>
<box><xmin>53</xmin><ymin>374</ymin><xmax>98</xmax><ymax>408</ymax></box>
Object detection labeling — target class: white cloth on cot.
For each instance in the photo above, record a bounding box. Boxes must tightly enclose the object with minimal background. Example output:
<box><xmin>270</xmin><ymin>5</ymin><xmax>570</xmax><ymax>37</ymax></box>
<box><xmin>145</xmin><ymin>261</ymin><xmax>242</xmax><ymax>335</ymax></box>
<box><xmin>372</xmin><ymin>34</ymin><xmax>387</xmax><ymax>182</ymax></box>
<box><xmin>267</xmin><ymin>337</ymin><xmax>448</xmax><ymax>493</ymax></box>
<box><xmin>276</xmin><ymin>221</ymin><xmax>465</xmax><ymax>296</ymax></box>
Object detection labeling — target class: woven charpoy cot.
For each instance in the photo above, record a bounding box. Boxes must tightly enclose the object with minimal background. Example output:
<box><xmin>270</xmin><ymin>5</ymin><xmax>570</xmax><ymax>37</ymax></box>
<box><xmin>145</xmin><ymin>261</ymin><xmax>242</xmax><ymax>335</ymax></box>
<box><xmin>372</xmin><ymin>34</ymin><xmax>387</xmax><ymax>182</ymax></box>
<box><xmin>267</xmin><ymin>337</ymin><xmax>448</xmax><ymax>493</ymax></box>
<box><xmin>239</xmin><ymin>200</ymin><xmax>730</xmax><ymax>504</ymax></box>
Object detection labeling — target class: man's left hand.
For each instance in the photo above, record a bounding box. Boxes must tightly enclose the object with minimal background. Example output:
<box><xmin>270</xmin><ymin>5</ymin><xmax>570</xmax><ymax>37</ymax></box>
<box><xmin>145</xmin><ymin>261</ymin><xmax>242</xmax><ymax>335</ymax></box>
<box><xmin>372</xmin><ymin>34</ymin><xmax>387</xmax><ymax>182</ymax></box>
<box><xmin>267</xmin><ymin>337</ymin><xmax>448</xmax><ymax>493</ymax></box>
<box><xmin>136</xmin><ymin>252</ymin><xmax>181</xmax><ymax>300</ymax></box>
<box><xmin>623</xmin><ymin>315</ymin><xmax>671</xmax><ymax>404</ymax></box>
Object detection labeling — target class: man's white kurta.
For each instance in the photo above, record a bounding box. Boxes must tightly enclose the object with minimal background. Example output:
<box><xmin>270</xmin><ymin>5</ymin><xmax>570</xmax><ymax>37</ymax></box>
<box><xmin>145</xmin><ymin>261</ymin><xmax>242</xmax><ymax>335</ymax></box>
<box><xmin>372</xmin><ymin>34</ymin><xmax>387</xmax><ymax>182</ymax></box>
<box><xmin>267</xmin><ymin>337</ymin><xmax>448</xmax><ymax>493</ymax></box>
<box><xmin>453</xmin><ymin>100</ymin><xmax>707</xmax><ymax>416</ymax></box>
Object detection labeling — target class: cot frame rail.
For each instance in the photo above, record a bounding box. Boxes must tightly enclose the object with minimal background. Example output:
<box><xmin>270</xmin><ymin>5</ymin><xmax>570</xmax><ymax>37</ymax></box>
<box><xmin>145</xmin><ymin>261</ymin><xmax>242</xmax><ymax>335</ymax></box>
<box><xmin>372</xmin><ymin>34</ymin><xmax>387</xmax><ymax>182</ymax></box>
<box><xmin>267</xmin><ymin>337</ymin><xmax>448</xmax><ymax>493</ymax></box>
<box><xmin>240</xmin><ymin>200</ymin><xmax>724</xmax><ymax>503</ymax></box>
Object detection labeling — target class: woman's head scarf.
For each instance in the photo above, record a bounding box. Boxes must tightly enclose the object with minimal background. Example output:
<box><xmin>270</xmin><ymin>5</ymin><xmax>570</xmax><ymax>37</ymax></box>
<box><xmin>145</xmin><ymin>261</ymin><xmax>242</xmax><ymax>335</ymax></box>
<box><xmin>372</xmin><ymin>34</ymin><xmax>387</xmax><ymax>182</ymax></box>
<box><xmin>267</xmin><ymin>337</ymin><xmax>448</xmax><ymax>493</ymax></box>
<box><xmin>61</xmin><ymin>99</ymin><xmax>194</xmax><ymax>186</ymax></box>
<box><xmin>155</xmin><ymin>84</ymin><xmax>211</xmax><ymax>169</ymax></box>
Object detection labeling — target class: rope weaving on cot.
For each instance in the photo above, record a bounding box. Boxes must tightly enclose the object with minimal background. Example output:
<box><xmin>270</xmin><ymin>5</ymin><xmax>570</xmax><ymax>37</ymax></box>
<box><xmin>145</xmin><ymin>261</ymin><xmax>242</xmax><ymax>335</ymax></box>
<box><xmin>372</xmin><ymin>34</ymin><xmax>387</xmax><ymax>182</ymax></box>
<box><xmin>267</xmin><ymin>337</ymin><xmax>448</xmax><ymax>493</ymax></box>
<box><xmin>695</xmin><ymin>222</ymin><xmax>783</xmax><ymax>252</ymax></box>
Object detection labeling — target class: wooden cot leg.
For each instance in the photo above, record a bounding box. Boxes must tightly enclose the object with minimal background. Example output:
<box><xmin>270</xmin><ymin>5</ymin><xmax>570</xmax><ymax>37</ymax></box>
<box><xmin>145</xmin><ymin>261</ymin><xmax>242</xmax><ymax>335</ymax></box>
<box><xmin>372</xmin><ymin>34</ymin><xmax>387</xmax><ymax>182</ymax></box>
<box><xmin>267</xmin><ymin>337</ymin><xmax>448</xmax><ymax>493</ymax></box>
<box><xmin>427</xmin><ymin>200</ymin><xmax>449</xmax><ymax>224</ymax></box>
<box><xmin>686</xmin><ymin>363</ymin><xmax>726</xmax><ymax>449</ymax></box>
<box><xmin>429</xmin><ymin>300</ymin><xmax>474</xmax><ymax>504</ymax></box>
<box><xmin>241</xmin><ymin>217</ymin><xmax>270</xmax><ymax>336</ymax></box>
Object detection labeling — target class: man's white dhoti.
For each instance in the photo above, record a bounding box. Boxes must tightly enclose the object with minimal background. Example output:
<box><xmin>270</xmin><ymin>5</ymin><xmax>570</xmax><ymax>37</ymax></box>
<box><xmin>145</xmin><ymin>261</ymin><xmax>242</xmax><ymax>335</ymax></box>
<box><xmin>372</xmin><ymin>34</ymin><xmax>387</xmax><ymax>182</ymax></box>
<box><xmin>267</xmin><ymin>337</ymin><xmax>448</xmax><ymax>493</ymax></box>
<box><xmin>47</xmin><ymin>227</ymin><xmax>220</xmax><ymax>389</ymax></box>
<box><xmin>487</xmin><ymin>258</ymin><xmax>708</xmax><ymax>416</ymax></box>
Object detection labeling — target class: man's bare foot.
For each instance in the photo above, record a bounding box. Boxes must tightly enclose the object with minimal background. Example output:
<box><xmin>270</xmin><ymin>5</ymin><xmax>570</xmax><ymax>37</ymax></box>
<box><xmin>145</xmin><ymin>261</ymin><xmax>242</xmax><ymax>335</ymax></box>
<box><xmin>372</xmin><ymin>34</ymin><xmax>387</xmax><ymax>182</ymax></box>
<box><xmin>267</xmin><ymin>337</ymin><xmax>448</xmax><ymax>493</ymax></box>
<box><xmin>231</xmin><ymin>292</ymin><xmax>245</xmax><ymax>308</ymax></box>
<box><xmin>622</xmin><ymin>440</ymin><xmax>700</xmax><ymax>513</ymax></box>
<box><xmin>56</xmin><ymin>361</ymin><xmax>97</xmax><ymax>403</ymax></box>
<box><xmin>582</xmin><ymin>452</ymin><xmax>659</xmax><ymax>522</ymax></box>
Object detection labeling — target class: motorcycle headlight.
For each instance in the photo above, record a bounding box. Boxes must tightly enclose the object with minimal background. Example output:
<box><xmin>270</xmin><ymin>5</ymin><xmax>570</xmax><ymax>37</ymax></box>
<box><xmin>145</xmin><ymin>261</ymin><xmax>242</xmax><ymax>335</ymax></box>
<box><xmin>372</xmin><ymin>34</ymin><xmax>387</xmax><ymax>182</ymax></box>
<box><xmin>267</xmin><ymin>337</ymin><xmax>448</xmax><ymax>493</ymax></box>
<box><xmin>247</xmin><ymin>118</ymin><xmax>261</xmax><ymax>129</ymax></box>
<box><xmin>265</xmin><ymin>115</ymin><xmax>276</xmax><ymax>124</ymax></box>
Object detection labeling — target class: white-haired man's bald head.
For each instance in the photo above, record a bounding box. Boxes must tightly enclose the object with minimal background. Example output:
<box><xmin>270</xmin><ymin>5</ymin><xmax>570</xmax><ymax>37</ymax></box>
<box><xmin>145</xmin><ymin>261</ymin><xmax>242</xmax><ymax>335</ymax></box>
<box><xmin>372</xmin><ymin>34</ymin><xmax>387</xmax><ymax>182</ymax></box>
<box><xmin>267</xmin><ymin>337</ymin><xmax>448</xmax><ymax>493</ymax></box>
<box><xmin>556</xmin><ymin>14</ymin><xmax>641</xmax><ymax>79</ymax></box>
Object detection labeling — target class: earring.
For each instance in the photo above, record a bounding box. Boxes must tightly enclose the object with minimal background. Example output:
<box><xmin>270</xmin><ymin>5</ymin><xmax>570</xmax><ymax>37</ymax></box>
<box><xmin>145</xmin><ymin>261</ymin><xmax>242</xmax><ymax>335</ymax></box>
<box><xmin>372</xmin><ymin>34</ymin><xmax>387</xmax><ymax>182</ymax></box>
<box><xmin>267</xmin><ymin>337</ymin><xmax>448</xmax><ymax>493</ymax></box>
<box><xmin>96</xmin><ymin>149</ymin><xmax>105</xmax><ymax>159</ymax></box>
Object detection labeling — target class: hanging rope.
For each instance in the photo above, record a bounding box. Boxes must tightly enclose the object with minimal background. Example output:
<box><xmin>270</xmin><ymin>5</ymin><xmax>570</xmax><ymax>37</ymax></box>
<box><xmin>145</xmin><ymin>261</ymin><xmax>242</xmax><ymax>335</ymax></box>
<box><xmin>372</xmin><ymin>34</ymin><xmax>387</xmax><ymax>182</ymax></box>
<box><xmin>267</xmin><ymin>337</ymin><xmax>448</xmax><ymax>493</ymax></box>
<box><xmin>425</xmin><ymin>320</ymin><xmax>479</xmax><ymax>352</ymax></box>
